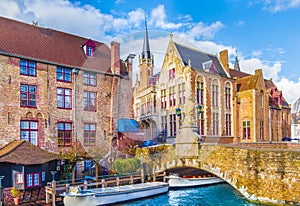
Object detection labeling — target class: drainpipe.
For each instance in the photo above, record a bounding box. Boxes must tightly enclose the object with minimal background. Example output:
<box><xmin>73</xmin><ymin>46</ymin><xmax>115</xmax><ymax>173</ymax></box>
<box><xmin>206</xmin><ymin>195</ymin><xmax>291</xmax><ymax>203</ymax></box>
<box><xmin>73</xmin><ymin>68</ymin><xmax>79</xmax><ymax>143</ymax></box>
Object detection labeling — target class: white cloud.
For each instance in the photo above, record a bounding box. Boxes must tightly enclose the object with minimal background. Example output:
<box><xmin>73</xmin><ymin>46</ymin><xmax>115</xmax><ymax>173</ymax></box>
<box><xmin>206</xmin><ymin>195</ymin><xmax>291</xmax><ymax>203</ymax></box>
<box><xmin>237</xmin><ymin>20</ymin><xmax>245</xmax><ymax>26</ymax></box>
<box><xmin>256</xmin><ymin>0</ymin><xmax>300</xmax><ymax>12</ymax></box>
<box><xmin>0</xmin><ymin>0</ymin><xmax>20</xmax><ymax>18</ymax></box>
<box><xmin>149</xmin><ymin>5</ymin><xmax>183</xmax><ymax>29</ymax></box>
<box><xmin>275</xmin><ymin>78</ymin><xmax>300</xmax><ymax>104</ymax></box>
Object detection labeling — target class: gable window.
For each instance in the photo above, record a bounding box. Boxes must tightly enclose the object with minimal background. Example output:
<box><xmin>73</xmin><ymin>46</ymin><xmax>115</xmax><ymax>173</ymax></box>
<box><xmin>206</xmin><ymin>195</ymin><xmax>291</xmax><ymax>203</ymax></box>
<box><xmin>243</xmin><ymin>121</ymin><xmax>250</xmax><ymax>140</ymax></box>
<box><xmin>57</xmin><ymin>67</ymin><xmax>71</xmax><ymax>82</ymax></box>
<box><xmin>196</xmin><ymin>78</ymin><xmax>204</xmax><ymax>105</ymax></box>
<box><xmin>259</xmin><ymin>91</ymin><xmax>264</xmax><ymax>108</ymax></box>
<box><xmin>58</xmin><ymin>122</ymin><xmax>72</xmax><ymax>146</ymax></box>
<box><xmin>178</xmin><ymin>83</ymin><xmax>185</xmax><ymax>105</ymax></box>
<box><xmin>225</xmin><ymin>83</ymin><xmax>231</xmax><ymax>109</ymax></box>
<box><xmin>20</xmin><ymin>120</ymin><xmax>38</xmax><ymax>145</ymax></box>
<box><xmin>83</xmin><ymin>72</ymin><xmax>97</xmax><ymax>86</ymax></box>
<box><xmin>161</xmin><ymin>89</ymin><xmax>167</xmax><ymax>109</ymax></box>
<box><xmin>84</xmin><ymin>91</ymin><xmax>96</xmax><ymax>111</ymax></box>
<box><xmin>87</xmin><ymin>46</ymin><xmax>94</xmax><ymax>56</ymax></box>
<box><xmin>84</xmin><ymin>123</ymin><xmax>96</xmax><ymax>146</ymax></box>
<box><xmin>20</xmin><ymin>84</ymin><xmax>37</xmax><ymax>107</ymax></box>
<box><xmin>169</xmin><ymin>86</ymin><xmax>176</xmax><ymax>107</ymax></box>
<box><xmin>169</xmin><ymin>68</ymin><xmax>175</xmax><ymax>79</ymax></box>
<box><xmin>57</xmin><ymin>88</ymin><xmax>72</xmax><ymax>109</ymax></box>
<box><xmin>20</xmin><ymin>59</ymin><xmax>36</xmax><ymax>76</ymax></box>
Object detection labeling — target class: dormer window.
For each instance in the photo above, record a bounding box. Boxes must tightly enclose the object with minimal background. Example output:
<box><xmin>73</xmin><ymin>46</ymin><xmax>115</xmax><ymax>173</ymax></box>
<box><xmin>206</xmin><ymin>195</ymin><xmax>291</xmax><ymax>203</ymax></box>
<box><xmin>203</xmin><ymin>60</ymin><xmax>215</xmax><ymax>74</ymax></box>
<box><xmin>83</xmin><ymin>39</ymin><xmax>96</xmax><ymax>57</ymax></box>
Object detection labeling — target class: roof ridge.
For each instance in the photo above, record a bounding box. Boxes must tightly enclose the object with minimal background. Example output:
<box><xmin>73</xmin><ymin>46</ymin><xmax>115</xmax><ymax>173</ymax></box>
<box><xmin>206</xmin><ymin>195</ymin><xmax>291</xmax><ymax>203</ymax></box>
<box><xmin>173</xmin><ymin>41</ymin><xmax>217</xmax><ymax>57</ymax></box>
<box><xmin>0</xmin><ymin>140</ymin><xmax>25</xmax><ymax>158</ymax></box>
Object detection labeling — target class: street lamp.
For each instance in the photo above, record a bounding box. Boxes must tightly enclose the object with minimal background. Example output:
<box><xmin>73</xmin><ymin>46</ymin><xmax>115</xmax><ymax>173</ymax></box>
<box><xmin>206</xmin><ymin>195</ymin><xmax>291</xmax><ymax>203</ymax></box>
<box><xmin>50</xmin><ymin>171</ymin><xmax>57</xmax><ymax>182</ymax></box>
<box><xmin>196</xmin><ymin>105</ymin><xmax>202</xmax><ymax>134</ymax></box>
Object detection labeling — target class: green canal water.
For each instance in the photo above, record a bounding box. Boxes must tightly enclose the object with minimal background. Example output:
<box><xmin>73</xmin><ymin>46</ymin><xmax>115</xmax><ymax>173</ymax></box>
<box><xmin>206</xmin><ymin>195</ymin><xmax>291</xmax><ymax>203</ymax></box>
<box><xmin>120</xmin><ymin>183</ymin><xmax>270</xmax><ymax>206</ymax></box>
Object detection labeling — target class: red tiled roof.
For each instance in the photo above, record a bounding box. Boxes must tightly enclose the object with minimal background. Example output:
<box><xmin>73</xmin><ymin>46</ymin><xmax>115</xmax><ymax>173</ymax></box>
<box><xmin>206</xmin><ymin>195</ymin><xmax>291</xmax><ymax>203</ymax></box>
<box><xmin>0</xmin><ymin>140</ymin><xmax>59</xmax><ymax>165</ymax></box>
<box><xmin>0</xmin><ymin>16</ymin><xmax>111</xmax><ymax>73</ymax></box>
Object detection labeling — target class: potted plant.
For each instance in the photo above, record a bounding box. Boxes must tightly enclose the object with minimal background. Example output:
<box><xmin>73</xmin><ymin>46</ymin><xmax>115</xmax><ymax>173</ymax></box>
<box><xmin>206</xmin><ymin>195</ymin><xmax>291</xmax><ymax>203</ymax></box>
<box><xmin>10</xmin><ymin>187</ymin><xmax>21</xmax><ymax>205</ymax></box>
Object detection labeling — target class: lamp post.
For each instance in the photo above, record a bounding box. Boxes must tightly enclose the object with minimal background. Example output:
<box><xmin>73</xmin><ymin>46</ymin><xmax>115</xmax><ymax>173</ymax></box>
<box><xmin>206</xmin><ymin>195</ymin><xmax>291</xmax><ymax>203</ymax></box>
<box><xmin>196</xmin><ymin>105</ymin><xmax>202</xmax><ymax>134</ymax></box>
<box><xmin>50</xmin><ymin>171</ymin><xmax>57</xmax><ymax>182</ymax></box>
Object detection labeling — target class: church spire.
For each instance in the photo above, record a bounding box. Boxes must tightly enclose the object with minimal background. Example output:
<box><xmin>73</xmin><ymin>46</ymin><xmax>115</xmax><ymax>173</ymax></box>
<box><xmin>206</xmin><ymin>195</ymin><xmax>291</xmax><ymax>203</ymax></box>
<box><xmin>142</xmin><ymin>16</ymin><xmax>151</xmax><ymax>59</ymax></box>
<box><xmin>234</xmin><ymin>49</ymin><xmax>240</xmax><ymax>71</ymax></box>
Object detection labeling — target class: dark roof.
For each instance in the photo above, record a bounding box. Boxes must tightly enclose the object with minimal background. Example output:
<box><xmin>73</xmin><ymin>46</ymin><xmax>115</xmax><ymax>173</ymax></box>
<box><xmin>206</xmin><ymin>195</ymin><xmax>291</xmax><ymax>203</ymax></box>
<box><xmin>0</xmin><ymin>16</ymin><xmax>111</xmax><ymax>73</ymax></box>
<box><xmin>229</xmin><ymin>68</ymin><xmax>251</xmax><ymax>79</ymax></box>
<box><xmin>174</xmin><ymin>42</ymin><xmax>228</xmax><ymax>77</ymax></box>
<box><xmin>0</xmin><ymin>140</ymin><xmax>59</xmax><ymax>165</ymax></box>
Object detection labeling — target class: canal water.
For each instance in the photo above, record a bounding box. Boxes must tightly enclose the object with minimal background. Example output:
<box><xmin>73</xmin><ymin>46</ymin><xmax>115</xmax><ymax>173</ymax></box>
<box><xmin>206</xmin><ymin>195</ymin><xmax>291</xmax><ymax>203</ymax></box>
<box><xmin>120</xmin><ymin>183</ymin><xmax>269</xmax><ymax>206</ymax></box>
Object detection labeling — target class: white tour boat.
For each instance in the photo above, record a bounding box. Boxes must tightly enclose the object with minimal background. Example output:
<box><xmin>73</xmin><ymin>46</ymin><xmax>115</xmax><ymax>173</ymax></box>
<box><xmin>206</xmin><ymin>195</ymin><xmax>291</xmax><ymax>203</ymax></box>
<box><xmin>63</xmin><ymin>181</ymin><xmax>169</xmax><ymax>206</ymax></box>
<box><xmin>168</xmin><ymin>173</ymin><xmax>225</xmax><ymax>188</ymax></box>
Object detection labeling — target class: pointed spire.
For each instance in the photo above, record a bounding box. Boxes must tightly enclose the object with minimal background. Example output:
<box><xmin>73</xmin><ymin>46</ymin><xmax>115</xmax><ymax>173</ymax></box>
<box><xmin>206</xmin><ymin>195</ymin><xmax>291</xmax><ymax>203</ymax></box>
<box><xmin>142</xmin><ymin>15</ymin><xmax>151</xmax><ymax>59</ymax></box>
<box><xmin>234</xmin><ymin>49</ymin><xmax>240</xmax><ymax>71</ymax></box>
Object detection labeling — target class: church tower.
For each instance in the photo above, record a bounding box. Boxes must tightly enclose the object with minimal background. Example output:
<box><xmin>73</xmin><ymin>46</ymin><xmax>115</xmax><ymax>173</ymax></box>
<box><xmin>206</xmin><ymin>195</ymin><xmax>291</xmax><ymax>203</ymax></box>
<box><xmin>138</xmin><ymin>17</ymin><xmax>154</xmax><ymax>90</ymax></box>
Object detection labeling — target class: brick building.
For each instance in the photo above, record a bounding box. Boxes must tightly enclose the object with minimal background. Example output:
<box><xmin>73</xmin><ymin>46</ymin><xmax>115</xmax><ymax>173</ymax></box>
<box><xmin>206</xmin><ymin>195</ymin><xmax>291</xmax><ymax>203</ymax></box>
<box><xmin>133</xmin><ymin>31</ymin><xmax>291</xmax><ymax>144</ymax></box>
<box><xmin>0</xmin><ymin>16</ymin><xmax>133</xmax><ymax>153</ymax></box>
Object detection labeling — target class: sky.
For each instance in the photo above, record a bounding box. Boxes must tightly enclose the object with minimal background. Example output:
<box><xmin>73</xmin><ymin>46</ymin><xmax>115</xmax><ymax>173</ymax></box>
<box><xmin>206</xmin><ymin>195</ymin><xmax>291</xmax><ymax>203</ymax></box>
<box><xmin>1</xmin><ymin>0</ymin><xmax>300</xmax><ymax>105</ymax></box>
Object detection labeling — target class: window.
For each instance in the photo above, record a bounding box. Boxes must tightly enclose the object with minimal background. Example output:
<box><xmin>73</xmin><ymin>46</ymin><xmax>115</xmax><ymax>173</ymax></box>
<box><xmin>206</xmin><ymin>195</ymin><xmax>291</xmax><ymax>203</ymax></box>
<box><xmin>169</xmin><ymin>68</ymin><xmax>175</xmax><ymax>79</ymax></box>
<box><xmin>58</xmin><ymin>122</ymin><xmax>72</xmax><ymax>146</ymax></box>
<box><xmin>57</xmin><ymin>88</ymin><xmax>72</xmax><ymax>109</ymax></box>
<box><xmin>41</xmin><ymin>171</ymin><xmax>46</xmax><ymax>182</ymax></box>
<box><xmin>86</xmin><ymin>46</ymin><xmax>94</xmax><ymax>56</ymax></box>
<box><xmin>20</xmin><ymin>84</ymin><xmax>37</xmax><ymax>107</ymax></box>
<box><xmin>84</xmin><ymin>91</ymin><xmax>96</xmax><ymax>111</ymax></box>
<box><xmin>161</xmin><ymin>89</ymin><xmax>167</xmax><ymax>109</ymax></box>
<box><xmin>212</xmin><ymin>80</ymin><xmax>219</xmax><ymax>107</ymax></box>
<box><xmin>26</xmin><ymin>173</ymin><xmax>40</xmax><ymax>188</ymax></box>
<box><xmin>169</xmin><ymin>114</ymin><xmax>176</xmax><ymax>137</ymax></box>
<box><xmin>225</xmin><ymin>114</ymin><xmax>231</xmax><ymax>136</ymax></box>
<box><xmin>161</xmin><ymin>116</ymin><xmax>167</xmax><ymax>137</ymax></box>
<box><xmin>20</xmin><ymin>120</ymin><xmax>38</xmax><ymax>145</ymax></box>
<box><xmin>196</xmin><ymin>79</ymin><xmax>204</xmax><ymax>105</ymax></box>
<box><xmin>178</xmin><ymin>83</ymin><xmax>185</xmax><ymax>105</ymax></box>
<box><xmin>212</xmin><ymin>112</ymin><xmax>219</xmax><ymax>135</ymax></box>
<box><xmin>56</xmin><ymin>67</ymin><xmax>71</xmax><ymax>82</ymax></box>
<box><xmin>169</xmin><ymin>86</ymin><xmax>176</xmax><ymax>107</ymax></box>
<box><xmin>260</xmin><ymin>120</ymin><xmax>264</xmax><ymax>140</ymax></box>
<box><xmin>16</xmin><ymin>173</ymin><xmax>24</xmax><ymax>184</ymax></box>
<box><xmin>225</xmin><ymin>83</ymin><xmax>231</xmax><ymax>109</ymax></box>
<box><xmin>84</xmin><ymin>123</ymin><xmax>96</xmax><ymax>146</ymax></box>
<box><xmin>20</xmin><ymin>59</ymin><xmax>36</xmax><ymax>76</ymax></box>
<box><xmin>259</xmin><ymin>91</ymin><xmax>263</xmax><ymax>108</ymax></box>
<box><xmin>243</xmin><ymin>121</ymin><xmax>251</xmax><ymax>140</ymax></box>
<box><xmin>83</xmin><ymin>72</ymin><xmax>97</xmax><ymax>86</ymax></box>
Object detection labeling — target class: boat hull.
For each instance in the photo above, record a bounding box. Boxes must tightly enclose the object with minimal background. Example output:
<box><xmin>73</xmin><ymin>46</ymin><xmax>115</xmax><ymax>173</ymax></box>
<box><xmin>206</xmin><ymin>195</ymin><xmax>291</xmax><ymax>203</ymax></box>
<box><xmin>63</xmin><ymin>182</ymin><xmax>169</xmax><ymax>206</ymax></box>
<box><xmin>168</xmin><ymin>176</ymin><xmax>224</xmax><ymax>189</ymax></box>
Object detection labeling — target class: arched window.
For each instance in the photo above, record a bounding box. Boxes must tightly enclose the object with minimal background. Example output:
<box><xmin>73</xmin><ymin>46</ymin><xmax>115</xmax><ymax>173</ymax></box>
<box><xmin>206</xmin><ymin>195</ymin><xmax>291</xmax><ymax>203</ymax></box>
<box><xmin>259</xmin><ymin>90</ymin><xmax>263</xmax><ymax>108</ymax></box>
<box><xmin>225</xmin><ymin>82</ymin><xmax>231</xmax><ymax>109</ymax></box>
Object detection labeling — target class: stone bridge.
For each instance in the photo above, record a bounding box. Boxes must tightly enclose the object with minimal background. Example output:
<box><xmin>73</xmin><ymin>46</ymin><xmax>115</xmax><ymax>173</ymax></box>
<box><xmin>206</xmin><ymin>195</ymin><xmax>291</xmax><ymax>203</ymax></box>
<box><xmin>152</xmin><ymin>143</ymin><xmax>300</xmax><ymax>205</ymax></box>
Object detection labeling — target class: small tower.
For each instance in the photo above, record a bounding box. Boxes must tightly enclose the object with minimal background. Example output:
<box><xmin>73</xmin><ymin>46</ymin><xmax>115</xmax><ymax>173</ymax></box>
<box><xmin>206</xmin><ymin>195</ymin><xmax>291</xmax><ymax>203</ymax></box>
<box><xmin>139</xmin><ymin>16</ymin><xmax>154</xmax><ymax>90</ymax></box>
<box><xmin>234</xmin><ymin>49</ymin><xmax>241</xmax><ymax>71</ymax></box>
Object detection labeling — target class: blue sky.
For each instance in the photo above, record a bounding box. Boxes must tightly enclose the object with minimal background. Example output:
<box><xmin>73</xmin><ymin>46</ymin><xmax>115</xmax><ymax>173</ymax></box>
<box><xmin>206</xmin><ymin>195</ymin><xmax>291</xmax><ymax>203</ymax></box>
<box><xmin>1</xmin><ymin>0</ymin><xmax>300</xmax><ymax>105</ymax></box>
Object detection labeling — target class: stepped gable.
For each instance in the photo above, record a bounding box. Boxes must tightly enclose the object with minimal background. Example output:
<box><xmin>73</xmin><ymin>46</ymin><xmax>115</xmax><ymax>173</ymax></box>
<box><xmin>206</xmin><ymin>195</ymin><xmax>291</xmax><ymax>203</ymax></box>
<box><xmin>174</xmin><ymin>42</ymin><xmax>228</xmax><ymax>77</ymax></box>
<box><xmin>0</xmin><ymin>140</ymin><xmax>59</xmax><ymax>165</ymax></box>
<box><xmin>0</xmin><ymin>16</ymin><xmax>111</xmax><ymax>73</ymax></box>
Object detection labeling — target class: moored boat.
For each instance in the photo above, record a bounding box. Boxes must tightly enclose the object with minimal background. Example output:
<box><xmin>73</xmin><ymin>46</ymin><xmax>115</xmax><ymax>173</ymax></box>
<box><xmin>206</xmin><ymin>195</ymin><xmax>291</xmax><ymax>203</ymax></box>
<box><xmin>167</xmin><ymin>173</ymin><xmax>224</xmax><ymax>189</ymax></box>
<box><xmin>63</xmin><ymin>181</ymin><xmax>169</xmax><ymax>206</ymax></box>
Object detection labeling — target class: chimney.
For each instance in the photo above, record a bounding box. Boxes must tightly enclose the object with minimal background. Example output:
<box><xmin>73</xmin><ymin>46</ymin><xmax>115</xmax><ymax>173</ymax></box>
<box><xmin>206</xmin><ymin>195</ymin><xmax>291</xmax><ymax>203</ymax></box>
<box><xmin>125</xmin><ymin>54</ymin><xmax>136</xmax><ymax>79</ymax></box>
<box><xmin>111</xmin><ymin>41</ymin><xmax>120</xmax><ymax>75</ymax></box>
<box><xmin>219</xmin><ymin>50</ymin><xmax>229</xmax><ymax>74</ymax></box>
